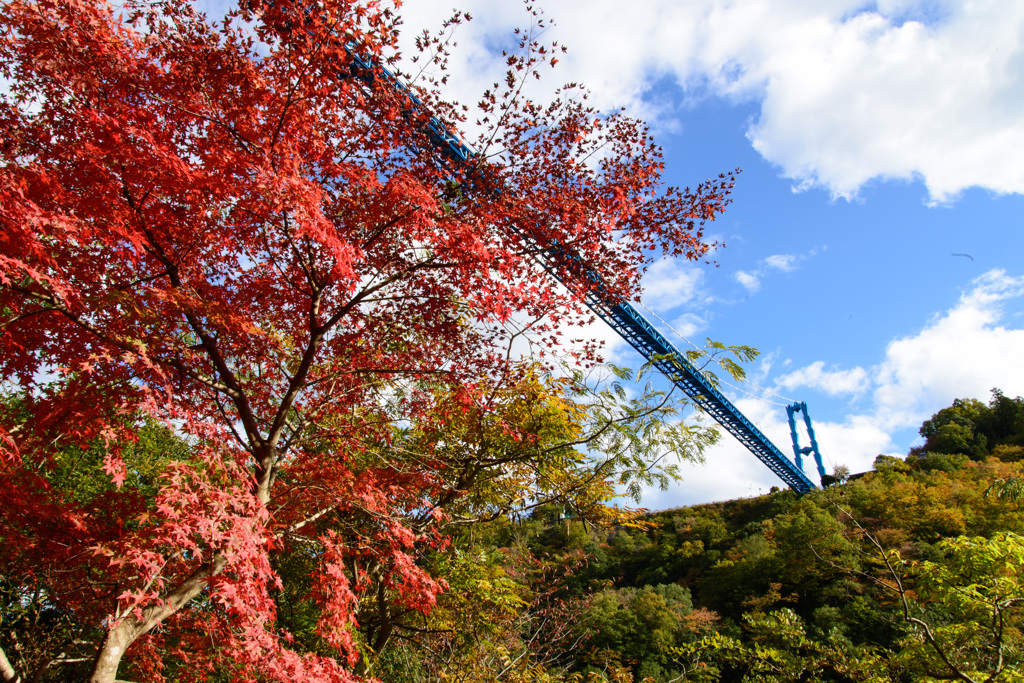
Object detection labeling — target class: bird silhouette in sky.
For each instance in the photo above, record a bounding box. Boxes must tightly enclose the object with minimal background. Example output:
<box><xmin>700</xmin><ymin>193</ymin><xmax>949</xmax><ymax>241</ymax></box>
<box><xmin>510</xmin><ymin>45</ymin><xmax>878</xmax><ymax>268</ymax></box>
<box><xmin>952</xmin><ymin>253</ymin><xmax>975</xmax><ymax>261</ymax></box>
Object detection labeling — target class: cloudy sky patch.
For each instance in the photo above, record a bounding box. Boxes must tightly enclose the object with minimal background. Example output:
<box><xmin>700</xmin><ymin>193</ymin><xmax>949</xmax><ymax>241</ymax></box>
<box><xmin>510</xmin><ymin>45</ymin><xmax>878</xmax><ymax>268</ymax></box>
<box><xmin>402</xmin><ymin>0</ymin><xmax>1024</xmax><ymax>202</ymax></box>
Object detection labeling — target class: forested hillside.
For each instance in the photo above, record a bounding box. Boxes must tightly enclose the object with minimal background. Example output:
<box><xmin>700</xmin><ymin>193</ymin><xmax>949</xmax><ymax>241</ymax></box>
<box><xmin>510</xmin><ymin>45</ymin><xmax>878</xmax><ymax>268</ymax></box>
<box><xmin>373</xmin><ymin>390</ymin><xmax>1024</xmax><ymax>683</ymax></box>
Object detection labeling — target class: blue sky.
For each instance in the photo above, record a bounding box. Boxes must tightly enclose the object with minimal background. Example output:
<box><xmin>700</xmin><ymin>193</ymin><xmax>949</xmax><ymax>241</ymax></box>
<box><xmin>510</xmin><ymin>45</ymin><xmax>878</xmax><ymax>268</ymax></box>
<box><xmin>397</xmin><ymin>0</ymin><xmax>1024</xmax><ymax>506</ymax></box>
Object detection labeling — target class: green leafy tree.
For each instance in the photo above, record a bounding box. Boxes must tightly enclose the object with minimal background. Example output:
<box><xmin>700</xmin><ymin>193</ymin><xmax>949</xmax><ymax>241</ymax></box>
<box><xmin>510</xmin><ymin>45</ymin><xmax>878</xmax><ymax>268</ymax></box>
<box><xmin>918</xmin><ymin>391</ymin><xmax>1024</xmax><ymax>461</ymax></box>
<box><xmin>672</xmin><ymin>608</ymin><xmax>887</xmax><ymax>683</ymax></box>
<box><xmin>893</xmin><ymin>533</ymin><xmax>1024</xmax><ymax>682</ymax></box>
<box><xmin>919</xmin><ymin>398</ymin><xmax>990</xmax><ymax>459</ymax></box>
<box><xmin>770</xmin><ymin>501</ymin><xmax>858</xmax><ymax>598</ymax></box>
<box><xmin>579</xmin><ymin>584</ymin><xmax>694</xmax><ymax>682</ymax></box>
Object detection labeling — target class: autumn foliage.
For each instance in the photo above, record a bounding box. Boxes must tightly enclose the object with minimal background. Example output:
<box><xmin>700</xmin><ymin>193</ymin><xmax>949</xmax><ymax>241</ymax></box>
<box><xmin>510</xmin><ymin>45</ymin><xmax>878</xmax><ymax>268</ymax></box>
<box><xmin>0</xmin><ymin>0</ymin><xmax>733</xmax><ymax>679</ymax></box>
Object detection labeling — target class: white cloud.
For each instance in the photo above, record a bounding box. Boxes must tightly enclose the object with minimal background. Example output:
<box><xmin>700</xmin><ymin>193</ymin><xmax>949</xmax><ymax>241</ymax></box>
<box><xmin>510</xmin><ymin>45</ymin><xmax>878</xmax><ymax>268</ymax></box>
<box><xmin>648</xmin><ymin>269</ymin><xmax>1024</xmax><ymax>507</ymax></box>
<box><xmin>670</xmin><ymin>313</ymin><xmax>706</xmax><ymax>340</ymax></box>
<box><xmin>644</xmin><ymin>387</ymin><xmax>900</xmax><ymax>508</ymax></box>
<box><xmin>647</xmin><ymin>395</ymin><xmax>892</xmax><ymax>506</ymax></box>
<box><xmin>732</xmin><ymin>249</ymin><xmax>815</xmax><ymax>296</ymax></box>
<box><xmin>403</xmin><ymin>0</ymin><xmax>1024</xmax><ymax>203</ymax></box>
<box><xmin>764</xmin><ymin>254</ymin><xmax>799</xmax><ymax>272</ymax></box>
<box><xmin>735</xmin><ymin>270</ymin><xmax>761</xmax><ymax>292</ymax></box>
<box><xmin>810</xmin><ymin>414</ymin><xmax>896</xmax><ymax>477</ymax></box>
<box><xmin>734</xmin><ymin>1</ymin><xmax>1024</xmax><ymax>202</ymax></box>
<box><xmin>776</xmin><ymin>360</ymin><xmax>870</xmax><ymax>397</ymax></box>
<box><xmin>640</xmin><ymin>258</ymin><xmax>706</xmax><ymax>311</ymax></box>
<box><xmin>646</xmin><ymin>398</ymin><xmax>797</xmax><ymax>507</ymax></box>
<box><xmin>873</xmin><ymin>269</ymin><xmax>1024</xmax><ymax>429</ymax></box>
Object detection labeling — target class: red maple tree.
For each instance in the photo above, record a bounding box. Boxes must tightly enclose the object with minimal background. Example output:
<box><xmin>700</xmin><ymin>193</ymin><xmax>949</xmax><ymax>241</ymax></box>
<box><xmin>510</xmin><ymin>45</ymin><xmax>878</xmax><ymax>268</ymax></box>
<box><xmin>0</xmin><ymin>0</ymin><xmax>733</xmax><ymax>679</ymax></box>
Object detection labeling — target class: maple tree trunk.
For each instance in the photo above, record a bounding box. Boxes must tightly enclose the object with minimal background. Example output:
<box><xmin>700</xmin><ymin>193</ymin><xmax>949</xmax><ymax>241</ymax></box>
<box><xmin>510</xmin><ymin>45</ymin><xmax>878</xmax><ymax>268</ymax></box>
<box><xmin>89</xmin><ymin>625</ymin><xmax>133</xmax><ymax>683</ymax></box>
<box><xmin>0</xmin><ymin>646</ymin><xmax>19</xmax><ymax>683</ymax></box>
<box><xmin>88</xmin><ymin>555</ymin><xmax>228</xmax><ymax>683</ymax></box>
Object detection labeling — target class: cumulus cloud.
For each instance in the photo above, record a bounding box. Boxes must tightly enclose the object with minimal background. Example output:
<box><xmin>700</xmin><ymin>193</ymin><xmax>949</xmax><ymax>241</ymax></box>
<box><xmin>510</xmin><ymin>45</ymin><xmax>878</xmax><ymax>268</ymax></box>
<box><xmin>779</xmin><ymin>269</ymin><xmax>1024</xmax><ymax>433</ymax></box>
<box><xmin>670</xmin><ymin>313</ymin><xmax>706</xmax><ymax>340</ymax></box>
<box><xmin>644</xmin><ymin>395</ymin><xmax>894</xmax><ymax>507</ymax></box>
<box><xmin>735</xmin><ymin>270</ymin><xmax>761</xmax><ymax>292</ymax></box>
<box><xmin>776</xmin><ymin>361</ymin><xmax>871</xmax><ymax>397</ymax></box>
<box><xmin>764</xmin><ymin>254</ymin><xmax>799</xmax><ymax>272</ymax></box>
<box><xmin>643</xmin><ymin>398</ymin><xmax>797</xmax><ymax>507</ymax></box>
<box><xmin>732</xmin><ymin>250</ymin><xmax>815</xmax><ymax>295</ymax></box>
<box><xmin>733</xmin><ymin>1</ymin><xmax>1024</xmax><ymax>202</ymax></box>
<box><xmin>809</xmin><ymin>415</ymin><xmax>896</xmax><ymax>477</ymax></box>
<box><xmin>652</xmin><ymin>269</ymin><xmax>1024</xmax><ymax>507</ymax></box>
<box><xmin>873</xmin><ymin>269</ymin><xmax>1024</xmax><ymax>428</ymax></box>
<box><xmin>640</xmin><ymin>258</ymin><xmax>707</xmax><ymax>311</ymax></box>
<box><xmin>402</xmin><ymin>0</ymin><xmax>1024</xmax><ymax>202</ymax></box>
<box><xmin>786</xmin><ymin>270</ymin><xmax>1024</xmax><ymax>456</ymax></box>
